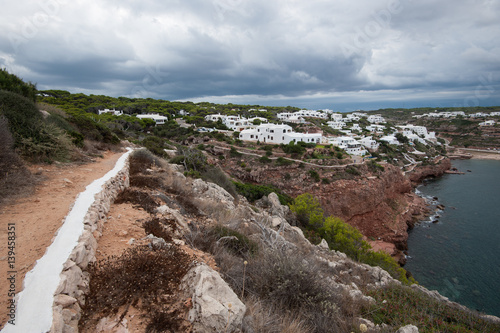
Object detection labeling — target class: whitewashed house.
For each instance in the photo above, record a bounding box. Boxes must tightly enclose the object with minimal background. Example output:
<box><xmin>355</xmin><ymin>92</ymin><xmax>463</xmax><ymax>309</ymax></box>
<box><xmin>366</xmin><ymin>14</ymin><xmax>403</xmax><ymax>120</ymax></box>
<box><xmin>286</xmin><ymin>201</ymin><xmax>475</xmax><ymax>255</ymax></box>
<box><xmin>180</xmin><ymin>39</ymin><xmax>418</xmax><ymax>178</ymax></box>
<box><xmin>98</xmin><ymin>108</ymin><xmax>123</xmax><ymax>116</ymax></box>
<box><xmin>367</xmin><ymin>115</ymin><xmax>386</xmax><ymax>124</ymax></box>
<box><xmin>330</xmin><ymin>113</ymin><xmax>343</xmax><ymax>121</ymax></box>
<box><xmin>327</xmin><ymin>121</ymin><xmax>346</xmax><ymax>130</ymax></box>
<box><xmin>380</xmin><ymin>135</ymin><xmax>400</xmax><ymax>145</ymax></box>
<box><xmin>479</xmin><ymin>120</ymin><xmax>496</xmax><ymax>126</ymax></box>
<box><xmin>204</xmin><ymin>113</ymin><xmax>225</xmax><ymax>122</ymax></box>
<box><xmin>136</xmin><ymin>113</ymin><xmax>168</xmax><ymax>125</ymax></box>
<box><xmin>359</xmin><ymin>136</ymin><xmax>380</xmax><ymax>151</ymax></box>
<box><xmin>344</xmin><ymin>114</ymin><xmax>360</xmax><ymax>122</ymax></box>
<box><xmin>489</xmin><ymin>112</ymin><xmax>500</xmax><ymax>116</ymax></box>
<box><xmin>366</xmin><ymin>124</ymin><xmax>386</xmax><ymax>133</ymax></box>
<box><xmin>350</xmin><ymin>123</ymin><xmax>362</xmax><ymax>131</ymax></box>
<box><xmin>239</xmin><ymin>123</ymin><xmax>321</xmax><ymax>145</ymax></box>
<box><xmin>329</xmin><ymin>136</ymin><xmax>367</xmax><ymax>156</ymax></box>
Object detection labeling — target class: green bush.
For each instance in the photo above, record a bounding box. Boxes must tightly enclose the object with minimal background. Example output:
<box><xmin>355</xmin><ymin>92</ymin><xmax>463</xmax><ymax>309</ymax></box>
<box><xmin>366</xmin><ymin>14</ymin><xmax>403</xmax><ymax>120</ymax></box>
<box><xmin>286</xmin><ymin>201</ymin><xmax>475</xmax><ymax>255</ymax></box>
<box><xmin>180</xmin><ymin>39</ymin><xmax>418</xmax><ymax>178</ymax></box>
<box><xmin>308</xmin><ymin>169</ymin><xmax>320</xmax><ymax>182</ymax></box>
<box><xmin>0</xmin><ymin>69</ymin><xmax>37</xmax><ymax>102</ymax></box>
<box><xmin>213</xmin><ymin>225</ymin><xmax>258</xmax><ymax>257</ymax></box>
<box><xmin>276</xmin><ymin>156</ymin><xmax>293</xmax><ymax>166</ymax></box>
<box><xmin>233</xmin><ymin>181</ymin><xmax>293</xmax><ymax>205</ymax></box>
<box><xmin>258</xmin><ymin>156</ymin><xmax>272</xmax><ymax>163</ymax></box>
<box><xmin>229</xmin><ymin>146</ymin><xmax>242</xmax><ymax>157</ymax></box>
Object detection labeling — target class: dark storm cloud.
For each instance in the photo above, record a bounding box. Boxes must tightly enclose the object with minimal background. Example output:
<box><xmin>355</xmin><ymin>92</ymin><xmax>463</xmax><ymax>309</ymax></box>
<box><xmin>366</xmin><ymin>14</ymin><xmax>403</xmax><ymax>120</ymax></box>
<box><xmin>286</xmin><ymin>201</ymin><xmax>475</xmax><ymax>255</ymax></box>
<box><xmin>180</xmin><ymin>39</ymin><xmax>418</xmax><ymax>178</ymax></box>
<box><xmin>1</xmin><ymin>0</ymin><xmax>499</xmax><ymax>109</ymax></box>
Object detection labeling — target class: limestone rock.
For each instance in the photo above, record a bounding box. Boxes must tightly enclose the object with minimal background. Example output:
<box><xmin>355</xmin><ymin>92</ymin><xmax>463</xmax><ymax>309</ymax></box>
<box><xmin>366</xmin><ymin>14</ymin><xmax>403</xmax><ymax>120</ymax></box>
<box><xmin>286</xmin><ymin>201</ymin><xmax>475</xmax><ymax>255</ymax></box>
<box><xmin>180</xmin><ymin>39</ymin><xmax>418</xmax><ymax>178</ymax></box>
<box><xmin>396</xmin><ymin>324</ymin><xmax>419</xmax><ymax>333</ymax></box>
<box><xmin>156</xmin><ymin>205</ymin><xmax>189</xmax><ymax>232</ymax></box>
<box><xmin>181</xmin><ymin>263</ymin><xmax>246</xmax><ymax>332</ymax></box>
<box><xmin>192</xmin><ymin>179</ymin><xmax>235</xmax><ymax>210</ymax></box>
<box><xmin>54</xmin><ymin>294</ymin><xmax>77</xmax><ymax>308</ymax></box>
<box><xmin>318</xmin><ymin>239</ymin><xmax>329</xmax><ymax>250</ymax></box>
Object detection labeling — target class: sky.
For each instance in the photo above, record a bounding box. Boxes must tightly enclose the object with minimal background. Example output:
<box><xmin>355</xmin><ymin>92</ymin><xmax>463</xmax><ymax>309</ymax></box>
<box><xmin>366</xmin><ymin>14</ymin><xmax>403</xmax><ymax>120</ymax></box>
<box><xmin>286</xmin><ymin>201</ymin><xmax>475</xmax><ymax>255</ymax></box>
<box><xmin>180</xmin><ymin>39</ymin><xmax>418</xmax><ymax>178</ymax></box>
<box><xmin>1</xmin><ymin>0</ymin><xmax>499</xmax><ymax>112</ymax></box>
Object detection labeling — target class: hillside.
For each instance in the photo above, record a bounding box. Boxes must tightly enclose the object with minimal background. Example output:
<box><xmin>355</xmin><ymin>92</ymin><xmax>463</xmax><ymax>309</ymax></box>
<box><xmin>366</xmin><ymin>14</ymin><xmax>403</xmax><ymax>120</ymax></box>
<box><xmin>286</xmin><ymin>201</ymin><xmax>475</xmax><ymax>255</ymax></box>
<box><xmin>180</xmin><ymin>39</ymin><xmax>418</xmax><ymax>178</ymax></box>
<box><xmin>1</xmin><ymin>71</ymin><xmax>500</xmax><ymax>332</ymax></box>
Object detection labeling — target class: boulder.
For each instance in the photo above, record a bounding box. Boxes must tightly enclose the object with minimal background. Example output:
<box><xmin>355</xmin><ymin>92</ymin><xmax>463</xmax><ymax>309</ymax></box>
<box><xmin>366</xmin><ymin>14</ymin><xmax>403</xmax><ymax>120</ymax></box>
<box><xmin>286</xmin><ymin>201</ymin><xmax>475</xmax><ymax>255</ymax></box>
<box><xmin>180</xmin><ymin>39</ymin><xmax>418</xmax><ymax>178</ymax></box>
<box><xmin>318</xmin><ymin>239</ymin><xmax>330</xmax><ymax>250</ymax></box>
<box><xmin>396</xmin><ymin>324</ymin><xmax>419</xmax><ymax>333</ymax></box>
<box><xmin>181</xmin><ymin>263</ymin><xmax>246</xmax><ymax>332</ymax></box>
<box><xmin>192</xmin><ymin>179</ymin><xmax>236</xmax><ymax>210</ymax></box>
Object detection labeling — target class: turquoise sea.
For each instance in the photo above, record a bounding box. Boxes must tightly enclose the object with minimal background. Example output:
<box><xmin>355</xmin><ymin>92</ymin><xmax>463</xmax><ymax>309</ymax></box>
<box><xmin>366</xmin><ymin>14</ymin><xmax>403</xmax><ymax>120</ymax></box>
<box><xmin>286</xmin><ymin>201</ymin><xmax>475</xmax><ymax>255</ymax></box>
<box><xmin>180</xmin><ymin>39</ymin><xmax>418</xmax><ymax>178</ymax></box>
<box><xmin>405</xmin><ymin>159</ymin><xmax>500</xmax><ymax>317</ymax></box>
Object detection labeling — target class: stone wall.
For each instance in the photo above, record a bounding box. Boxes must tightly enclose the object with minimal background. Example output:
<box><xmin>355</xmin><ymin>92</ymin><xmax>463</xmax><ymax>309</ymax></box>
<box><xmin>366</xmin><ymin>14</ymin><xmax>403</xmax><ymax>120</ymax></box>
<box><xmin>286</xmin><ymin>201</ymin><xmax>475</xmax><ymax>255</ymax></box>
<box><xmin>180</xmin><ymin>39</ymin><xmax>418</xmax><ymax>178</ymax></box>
<box><xmin>50</xmin><ymin>159</ymin><xmax>130</xmax><ymax>333</ymax></box>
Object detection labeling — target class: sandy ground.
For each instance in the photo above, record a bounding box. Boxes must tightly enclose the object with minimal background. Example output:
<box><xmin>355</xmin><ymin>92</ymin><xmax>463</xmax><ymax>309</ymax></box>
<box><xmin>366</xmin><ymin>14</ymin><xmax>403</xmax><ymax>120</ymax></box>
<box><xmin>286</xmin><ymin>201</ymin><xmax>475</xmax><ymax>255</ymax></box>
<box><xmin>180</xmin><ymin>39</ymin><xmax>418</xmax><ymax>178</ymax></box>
<box><xmin>454</xmin><ymin>148</ymin><xmax>500</xmax><ymax>160</ymax></box>
<box><xmin>0</xmin><ymin>150</ymin><xmax>125</xmax><ymax>328</ymax></box>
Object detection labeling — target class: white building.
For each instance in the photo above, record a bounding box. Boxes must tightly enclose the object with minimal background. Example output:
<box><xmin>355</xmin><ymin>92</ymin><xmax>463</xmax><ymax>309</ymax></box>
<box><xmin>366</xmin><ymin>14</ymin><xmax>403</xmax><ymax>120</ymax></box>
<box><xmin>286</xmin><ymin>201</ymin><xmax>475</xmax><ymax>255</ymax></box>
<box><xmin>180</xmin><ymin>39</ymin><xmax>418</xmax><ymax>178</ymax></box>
<box><xmin>98</xmin><ymin>108</ymin><xmax>123</xmax><ymax>116</ymax></box>
<box><xmin>327</xmin><ymin>121</ymin><xmax>346</xmax><ymax>130</ymax></box>
<box><xmin>479</xmin><ymin>120</ymin><xmax>496</xmax><ymax>126</ymax></box>
<box><xmin>359</xmin><ymin>136</ymin><xmax>380</xmax><ymax>151</ymax></box>
<box><xmin>380</xmin><ymin>135</ymin><xmax>400</xmax><ymax>145</ymax></box>
<box><xmin>344</xmin><ymin>114</ymin><xmax>360</xmax><ymax>122</ymax></box>
<box><xmin>366</xmin><ymin>124</ymin><xmax>386</xmax><ymax>133</ymax></box>
<box><xmin>350</xmin><ymin>123</ymin><xmax>362</xmax><ymax>131</ymax></box>
<box><xmin>204</xmin><ymin>113</ymin><xmax>225</xmax><ymax>122</ymax></box>
<box><xmin>367</xmin><ymin>115</ymin><xmax>386</xmax><ymax>124</ymax></box>
<box><xmin>398</xmin><ymin>125</ymin><xmax>429</xmax><ymax>137</ymax></box>
<box><xmin>330</xmin><ymin>113</ymin><xmax>343</xmax><ymax>121</ymax></box>
<box><xmin>136</xmin><ymin>113</ymin><xmax>168</xmax><ymax>125</ymax></box>
<box><xmin>329</xmin><ymin>136</ymin><xmax>367</xmax><ymax>156</ymax></box>
<box><xmin>239</xmin><ymin>123</ymin><xmax>321</xmax><ymax>145</ymax></box>
<box><xmin>490</xmin><ymin>112</ymin><xmax>500</xmax><ymax>116</ymax></box>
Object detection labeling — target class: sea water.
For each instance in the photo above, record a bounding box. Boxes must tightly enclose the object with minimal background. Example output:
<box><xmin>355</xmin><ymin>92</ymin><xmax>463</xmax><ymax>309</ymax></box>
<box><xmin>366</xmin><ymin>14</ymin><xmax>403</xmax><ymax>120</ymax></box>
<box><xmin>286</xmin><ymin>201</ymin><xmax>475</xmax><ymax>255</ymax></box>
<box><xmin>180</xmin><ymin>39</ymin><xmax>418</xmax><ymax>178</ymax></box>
<box><xmin>405</xmin><ymin>159</ymin><xmax>500</xmax><ymax>316</ymax></box>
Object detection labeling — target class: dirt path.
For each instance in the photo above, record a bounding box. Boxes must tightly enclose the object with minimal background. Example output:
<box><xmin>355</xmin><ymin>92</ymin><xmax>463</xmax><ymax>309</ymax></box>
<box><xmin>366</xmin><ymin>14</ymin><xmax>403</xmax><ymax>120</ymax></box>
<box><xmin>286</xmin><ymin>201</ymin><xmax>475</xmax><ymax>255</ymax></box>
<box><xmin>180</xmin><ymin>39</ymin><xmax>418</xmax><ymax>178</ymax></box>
<box><xmin>0</xmin><ymin>150</ymin><xmax>125</xmax><ymax>328</ymax></box>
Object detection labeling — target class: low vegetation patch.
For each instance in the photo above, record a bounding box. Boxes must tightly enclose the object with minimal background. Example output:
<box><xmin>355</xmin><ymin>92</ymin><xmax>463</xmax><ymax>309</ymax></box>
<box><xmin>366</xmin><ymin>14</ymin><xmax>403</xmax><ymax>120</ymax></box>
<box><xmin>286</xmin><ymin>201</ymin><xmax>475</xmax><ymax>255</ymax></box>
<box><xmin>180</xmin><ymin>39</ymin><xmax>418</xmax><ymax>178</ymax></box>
<box><xmin>80</xmin><ymin>245</ymin><xmax>192</xmax><ymax>331</ymax></box>
<box><xmin>233</xmin><ymin>181</ymin><xmax>293</xmax><ymax>205</ymax></box>
<box><xmin>366</xmin><ymin>284</ymin><xmax>500</xmax><ymax>333</ymax></box>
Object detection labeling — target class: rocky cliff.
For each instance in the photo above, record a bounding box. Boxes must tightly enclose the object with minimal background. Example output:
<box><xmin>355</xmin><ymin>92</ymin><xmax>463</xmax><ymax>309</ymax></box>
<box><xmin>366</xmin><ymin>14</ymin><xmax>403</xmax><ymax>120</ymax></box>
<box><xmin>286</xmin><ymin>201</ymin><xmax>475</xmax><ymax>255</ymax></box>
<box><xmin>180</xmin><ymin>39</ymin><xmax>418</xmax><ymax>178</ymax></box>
<box><xmin>222</xmin><ymin>156</ymin><xmax>452</xmax><ymax>259</ymax></box>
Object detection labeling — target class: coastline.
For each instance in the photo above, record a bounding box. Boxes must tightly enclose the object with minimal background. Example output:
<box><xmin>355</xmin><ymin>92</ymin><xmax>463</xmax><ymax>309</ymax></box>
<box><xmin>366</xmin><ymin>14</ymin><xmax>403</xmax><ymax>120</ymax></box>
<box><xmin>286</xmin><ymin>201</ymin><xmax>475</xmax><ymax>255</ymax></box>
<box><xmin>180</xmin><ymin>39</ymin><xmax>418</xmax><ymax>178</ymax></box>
<box><xmin>453</xmin><ymin>148</ymin><xmax>500</xmax><ymax>160</ymax></box>
<box><xmin>405</xmin><ymin>158</ymin><xmax>500</xmax><ymax>317</ymax></box>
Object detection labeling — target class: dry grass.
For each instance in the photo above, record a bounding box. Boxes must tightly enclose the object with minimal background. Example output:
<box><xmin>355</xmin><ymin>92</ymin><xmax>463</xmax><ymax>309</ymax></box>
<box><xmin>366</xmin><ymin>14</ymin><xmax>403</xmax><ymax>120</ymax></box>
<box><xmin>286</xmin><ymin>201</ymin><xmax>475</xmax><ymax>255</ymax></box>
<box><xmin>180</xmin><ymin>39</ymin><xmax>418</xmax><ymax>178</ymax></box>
<box><xmin>80</xmin><ymin>245</ymin><xmax>192</xmax><ymax>331</ymax></box>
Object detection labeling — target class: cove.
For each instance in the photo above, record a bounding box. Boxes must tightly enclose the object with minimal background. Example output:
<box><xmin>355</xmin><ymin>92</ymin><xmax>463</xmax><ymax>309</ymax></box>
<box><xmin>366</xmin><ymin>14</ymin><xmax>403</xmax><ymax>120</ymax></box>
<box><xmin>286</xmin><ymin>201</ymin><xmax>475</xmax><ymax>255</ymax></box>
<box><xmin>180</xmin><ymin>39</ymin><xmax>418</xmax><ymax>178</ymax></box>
<box><xmin>405</xmin><ymin>159</ymin><xmax>500</xmax><ymax>317</ymax></box>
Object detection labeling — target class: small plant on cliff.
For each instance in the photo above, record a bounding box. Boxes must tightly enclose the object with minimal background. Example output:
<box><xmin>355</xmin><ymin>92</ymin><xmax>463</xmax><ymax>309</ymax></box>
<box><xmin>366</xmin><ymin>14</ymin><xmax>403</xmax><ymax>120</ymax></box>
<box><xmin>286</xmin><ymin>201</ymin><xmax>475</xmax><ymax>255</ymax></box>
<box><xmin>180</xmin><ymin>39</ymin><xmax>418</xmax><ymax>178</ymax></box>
<box><xmin>308</xmin><ymin>169</ymin><xmax>321</xmax><ymax>182</ymax></box>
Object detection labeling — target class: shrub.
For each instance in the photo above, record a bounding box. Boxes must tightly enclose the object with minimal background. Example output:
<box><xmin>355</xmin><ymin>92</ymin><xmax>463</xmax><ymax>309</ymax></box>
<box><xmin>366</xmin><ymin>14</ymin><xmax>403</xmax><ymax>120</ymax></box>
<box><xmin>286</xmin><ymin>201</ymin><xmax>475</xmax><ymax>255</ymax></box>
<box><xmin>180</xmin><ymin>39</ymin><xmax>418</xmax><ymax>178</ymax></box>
<box><xmin>233</xmin><ymin>181</ymin><xmax>293</xmax><ymax>205</ymax></box>
<box><xmin>345</xmin><ymin>165</ymin><xmax>361</xmax><ymax>176</ymax></box>
<box><xmin>201</xmin><ymin>166</ymin><xmax>239</xmax><ymax>200</ymax></box>
<box><xmin>80</xmin><ymin>245</ymin><xmax>192</xmax><ymax>330</ymax></box>
<box><xmin>0</xmin><ymin>69</ymin><xmax>37</xmax><ymax>102</ymax></box>
<box><xmin>366</xmin><ymin>284</ymin><xmax>500</xmax><ymax>333</ymax></box>
<box><xmin>258</xmin><ymin>156</ymin><xmax>272</xmax><ymax>163</ymax></box>
<box><xmin>308</xmin><ymin>169</ymin><xmax>320</xmax><ymax>182</ymax></box>
<box><xmin>281</xmin><ymin>142</ymin><xmax>306</xmax><ymax>155</ymax></box>
<box><xmin>0</xmin><ymin>116</ymin><xmax>33</xmax><ymax>204</ymax></box>
<box><xmin>213</xmin><ymin>225</ymin><xmax>258</xmax><ymax>257</ymax></box>
<box><xmin>141</xmin><ymin>136</ymin><xmax>169</xmax><ymax>158</ymax></box>
<box><xmin>229</xmin><ymin>146</ymin><xmax>242</xmax><ymax>157</ymax></box>
<box><xmin>129</xmin><ymin>148</ymin><xmax>164</xmax><ymax>175</ymax></box>
<box><xmin>276</xmin><ymin>157</ymin><xmax>293</xmax><ymax>166</ymax></box>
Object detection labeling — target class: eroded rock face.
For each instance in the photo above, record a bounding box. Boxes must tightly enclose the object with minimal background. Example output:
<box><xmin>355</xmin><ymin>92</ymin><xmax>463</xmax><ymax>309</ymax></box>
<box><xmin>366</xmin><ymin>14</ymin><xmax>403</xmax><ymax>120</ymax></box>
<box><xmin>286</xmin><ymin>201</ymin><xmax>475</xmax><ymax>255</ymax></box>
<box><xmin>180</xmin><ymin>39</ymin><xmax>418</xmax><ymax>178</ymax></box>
<box><xmin>408</xmin><ymin>158</ymin><xmax>451</xmax><ymax>184</ymax></box>
<box><xmin>181</xmin><ymin>263</ymin><xmax>246</xmax><ymax>333</ymax></box>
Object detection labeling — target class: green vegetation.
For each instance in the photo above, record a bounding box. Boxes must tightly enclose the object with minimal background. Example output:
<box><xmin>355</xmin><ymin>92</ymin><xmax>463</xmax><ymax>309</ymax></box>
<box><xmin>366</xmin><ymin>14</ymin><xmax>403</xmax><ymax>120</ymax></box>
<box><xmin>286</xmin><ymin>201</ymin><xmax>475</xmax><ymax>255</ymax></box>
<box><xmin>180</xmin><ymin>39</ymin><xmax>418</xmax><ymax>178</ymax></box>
<box><xmin>0</xmin><ymin>68</ymin><xmax>37</xmax><ymax>102</ymax></box>
<box><xmin>0</xmin><ymin>90</ymin><xmax>73</xmax><ymax>162</ymax></box>
<box><xmin>290</xmin><ymin>193</ymin><xmax>414</xmax><ymax>284</ymax></box>
<box><xmin>366</xmin><ymin>284</ymin><xmax>500</xmax><ymax>333</ymax></box>
<box><xmin>233</xmin><ymin>181</ymin><xmax>293</xmax><ymax>205</ymax></box>
<box><xmin>212</xmin><ymin>225</ymin><xmax>258</xmax><ymax>257</ymax></box>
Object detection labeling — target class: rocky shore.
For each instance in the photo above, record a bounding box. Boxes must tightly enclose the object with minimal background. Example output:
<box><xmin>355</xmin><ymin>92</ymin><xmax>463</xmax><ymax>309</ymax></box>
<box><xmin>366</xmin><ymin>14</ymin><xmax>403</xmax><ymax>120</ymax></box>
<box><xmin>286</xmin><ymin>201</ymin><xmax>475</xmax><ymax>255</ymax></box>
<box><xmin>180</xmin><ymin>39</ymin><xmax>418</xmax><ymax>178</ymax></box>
<box><xmin>223</xmin><ymin>155</ymin><xmax>452</xmax><ymax>263</ymax></box>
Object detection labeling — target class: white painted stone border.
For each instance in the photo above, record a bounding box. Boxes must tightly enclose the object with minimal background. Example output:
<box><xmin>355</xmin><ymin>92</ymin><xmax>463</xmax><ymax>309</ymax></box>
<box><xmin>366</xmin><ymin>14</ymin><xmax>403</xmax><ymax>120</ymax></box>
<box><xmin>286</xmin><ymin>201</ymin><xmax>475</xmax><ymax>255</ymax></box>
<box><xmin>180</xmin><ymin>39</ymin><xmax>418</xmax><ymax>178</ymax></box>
<box><xmin>1</xmin><ymin>149</ymin><xmax>133</xmax><ymax>333</ymax></box>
